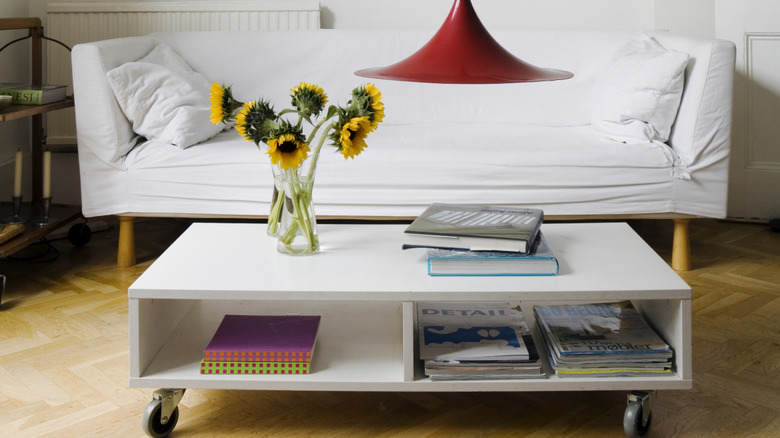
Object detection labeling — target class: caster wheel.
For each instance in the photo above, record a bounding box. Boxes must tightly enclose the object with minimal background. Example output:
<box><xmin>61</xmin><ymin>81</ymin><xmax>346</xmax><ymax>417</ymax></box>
<box><xmin>624</xmin><ymin>400</ymin><xmax>652</xmax><ymax>438</ymax></box>
<box><xmin>142</xmin><ymin>398</ymin><xmax>179</xmax><ymax>438</ymax></box>
<box><xmin>67</xmin><ymin>223</ymin><xmax>92</xmax><ymax>247</ymax></box>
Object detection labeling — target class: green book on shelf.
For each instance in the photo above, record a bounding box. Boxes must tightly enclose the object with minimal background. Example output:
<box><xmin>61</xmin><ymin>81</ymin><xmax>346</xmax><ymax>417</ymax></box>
<box><xmin>0</xmin><ymin>83</ymin><xmax>68</xmax><ymax>105</ymax></box>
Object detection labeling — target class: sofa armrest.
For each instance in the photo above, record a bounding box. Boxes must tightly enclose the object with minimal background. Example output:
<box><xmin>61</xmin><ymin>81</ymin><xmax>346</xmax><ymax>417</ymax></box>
<box><xmin>652</xmin><ymin>33</ymin><xmax>736</xmax><ymax>170</ymax></box>
<box><xmin>71</xmin><ymin>36</ymin><xmax>158</xmax><ymax>167</ymax></box>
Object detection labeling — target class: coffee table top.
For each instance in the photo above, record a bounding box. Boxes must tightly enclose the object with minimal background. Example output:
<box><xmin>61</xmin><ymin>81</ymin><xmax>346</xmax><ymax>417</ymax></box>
<box><xmin>129</xmin><ymin>222</ymin><xmax>690</xmax><ymax>302</ymax></box>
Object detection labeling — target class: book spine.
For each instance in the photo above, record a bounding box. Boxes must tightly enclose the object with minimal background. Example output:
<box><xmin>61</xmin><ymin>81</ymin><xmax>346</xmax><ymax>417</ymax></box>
<box><xmin>200</xmin><ymin>360</ymin><xmax>310</xmax><ymax>374</ymax></box>
<box><xmin>0</xmin><ymin>90</ymin><xmax>43</xmax><ymax>105</ymax></box>
<box><xmin>203</xmin><ymin>350</ymin><xmax>312</xmax><ymax>362</ymax></box>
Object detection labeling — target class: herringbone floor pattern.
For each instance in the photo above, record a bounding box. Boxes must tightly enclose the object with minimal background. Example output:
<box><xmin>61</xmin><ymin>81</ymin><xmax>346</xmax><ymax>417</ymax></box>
<box><xmin>0</xmin><ymin>218</ymin><xmax>778</xmax><ymax>437</ymax></box>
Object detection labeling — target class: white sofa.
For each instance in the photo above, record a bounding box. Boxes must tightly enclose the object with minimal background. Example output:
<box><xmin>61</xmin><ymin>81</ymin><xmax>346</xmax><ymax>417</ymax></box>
<box><xmin>70</xmin><ymin>29</ymin><xmax>735</xmax><ymax>269</ymax></box>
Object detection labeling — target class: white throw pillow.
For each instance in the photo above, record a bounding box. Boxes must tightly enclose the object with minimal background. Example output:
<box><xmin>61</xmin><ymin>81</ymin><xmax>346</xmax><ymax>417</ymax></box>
<box><xmin>137</xmin><ymin>44</ymin><xmax>195</xmax><ymax>73</ymax></box>
<box><xmin>107</xmin><ymin>44</ymin><xmax>222</xmax><ymax>149</ymax></box>
<box><xmin>591</xmin><ymin>33</ymin><xmax>689</xmax><ymax>144</ymax></box>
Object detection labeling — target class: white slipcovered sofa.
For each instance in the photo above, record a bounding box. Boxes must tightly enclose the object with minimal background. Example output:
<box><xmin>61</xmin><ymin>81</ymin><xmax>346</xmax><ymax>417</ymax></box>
<box><xmin>70</xmin><ymin>29</ymin><xmax>735</xmax><ymax>269</ymax></box>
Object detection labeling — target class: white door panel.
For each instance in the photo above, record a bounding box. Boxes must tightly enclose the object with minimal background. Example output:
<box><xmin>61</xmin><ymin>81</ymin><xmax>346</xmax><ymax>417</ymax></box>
<box><xmin>717</xmin><ymin>0</ymin><xmax>780</xmax><ymax>222</ymax></box>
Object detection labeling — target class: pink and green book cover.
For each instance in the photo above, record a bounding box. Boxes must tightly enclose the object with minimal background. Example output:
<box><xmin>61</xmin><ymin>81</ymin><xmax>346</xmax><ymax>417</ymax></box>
<box><xmin>200</xmin><ymin>360</ymin><xmax>310</xmax><ymax>375</ymax></box>
<box><xmin>203</xmin><ymin>314</ymin><xmax>320</xmax><ymax>363</ymax></box>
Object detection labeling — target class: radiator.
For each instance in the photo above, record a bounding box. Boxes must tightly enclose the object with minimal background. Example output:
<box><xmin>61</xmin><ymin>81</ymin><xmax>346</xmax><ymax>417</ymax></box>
<box><xmin>44</xmin><ymin>1</ymin><xmax>321</xmax><ymax>145</ymax></box>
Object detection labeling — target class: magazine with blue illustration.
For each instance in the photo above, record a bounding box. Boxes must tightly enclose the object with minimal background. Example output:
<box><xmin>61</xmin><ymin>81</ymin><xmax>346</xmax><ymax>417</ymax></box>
<box><xmin>418</xmin><ymin>302</ymin><xmax>536</xmax><ymax>362</ymax></box>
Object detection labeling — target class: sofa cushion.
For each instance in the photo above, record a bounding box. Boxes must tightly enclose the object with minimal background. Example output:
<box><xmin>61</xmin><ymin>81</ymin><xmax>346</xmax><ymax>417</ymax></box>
<box><xmin>106</xmin><ymin>44</ymin><xmax>222</xmax><ymax>149</ymax></box>
<box><xmin>591</xmin><ymin>33</ymin><xmax>689</xmax><ymax>144</ymax></box>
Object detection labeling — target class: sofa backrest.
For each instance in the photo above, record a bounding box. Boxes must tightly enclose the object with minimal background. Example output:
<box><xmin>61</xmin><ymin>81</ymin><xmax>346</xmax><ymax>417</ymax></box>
<box><xmin>153</xmin><ymin>29</ymin><xmax>625</xmax><ymax>128</ymax></box>
<box><xmin>72</xmin><ymin>29</ymin><xmax>734</xmax><ymax>168</ymax></box>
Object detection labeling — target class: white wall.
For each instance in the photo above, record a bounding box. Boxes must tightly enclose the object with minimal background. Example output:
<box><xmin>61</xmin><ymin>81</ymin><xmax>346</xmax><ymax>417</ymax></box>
<box><xmin>653</xmin><ymin>0</ymin><xmax>716</xmax><ymax>37</ymax></box>
<box><xmin>25</xmin><ymin>0</ymin><xmax>661</xmax><ymax>31</ymax></box>
<box><xmin>319</xmin><ymin>0</ymin><xmax>656</xmax><ymax>31</ymax></box>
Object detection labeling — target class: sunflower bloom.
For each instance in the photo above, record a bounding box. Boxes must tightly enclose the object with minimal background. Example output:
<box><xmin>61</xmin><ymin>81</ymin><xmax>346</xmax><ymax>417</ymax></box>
<box><xmin>291</xmin><ymin>82</ymin><xmax>328</xmax><ymax>118</ymax></box>
<box><xmin>350</xmin><ymin>84</ymin><xmax>385</xmax><ymax>131</ymax></box>
<box><xmin>209</xmin><ymin>83</ymin><xmax>243</xmax><ymax>124</ymax></box>
<box><xmin>364</xmin><ymin>83</ymin><xmax>385</xmax><ymax>129</ymax></box>
<box><xmin>332</xmin><ymin>116</ymin><xmax>372</xmax><ymax>160</ymax></box>
<box><xmin>267</xmin><ymin>132</ymin><xmax>310</xmax><ymax>170</ymax></box>
<box><xmin>235</xmin><ymin>100</ymin><xmax>277</xmax><ymax>144</ymax></box>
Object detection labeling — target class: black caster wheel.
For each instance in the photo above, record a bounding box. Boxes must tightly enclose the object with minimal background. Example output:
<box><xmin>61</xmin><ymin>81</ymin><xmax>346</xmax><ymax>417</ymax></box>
<box><xmin>142</xmin><ymin>398</ymin><xmax>179</xmax><ymax>438</ymax></box>
<box><xmin>624</xmin><ymin>400</ymin><xmax>652</xmax><ymax>438</ymax></box>
<box><xmin>67</xmin><ymin>223</ymin><xmax>92</xmax><ymax>247</ymax></box>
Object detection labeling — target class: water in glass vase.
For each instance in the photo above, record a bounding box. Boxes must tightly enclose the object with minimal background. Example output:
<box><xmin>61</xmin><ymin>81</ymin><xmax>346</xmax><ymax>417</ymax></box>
<box><xmin>273</xmin><ymin>165</ymin><xmax>319</xmax><ymax>255</ymax></box>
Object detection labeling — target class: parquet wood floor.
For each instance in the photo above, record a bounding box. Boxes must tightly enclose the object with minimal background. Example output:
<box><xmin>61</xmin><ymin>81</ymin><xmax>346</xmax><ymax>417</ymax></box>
<box><xmin>1</xmin><ymin>217</ymin><xmax>778</xmax><ymax>437</ymax></box>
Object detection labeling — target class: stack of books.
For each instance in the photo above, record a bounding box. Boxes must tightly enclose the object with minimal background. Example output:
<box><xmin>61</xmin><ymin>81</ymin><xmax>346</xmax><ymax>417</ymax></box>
<box><xmin>533</xmin><ymin>302</ymin><xmax>673</xmax><ymax>378</ymax></box>
<box><xmin>200</xmin><ymin>314</ymin><xmax>320</xmax><ymax>375</ymax></box>
<box><xmin>403</xmin><ymin>203</ymin><xmax>557</xmax><ymax>276</ymax></box>
<box><xmin>418</xmin><ymin>302</ymin><xmax>545</xmax><ymax>381</ymax></box>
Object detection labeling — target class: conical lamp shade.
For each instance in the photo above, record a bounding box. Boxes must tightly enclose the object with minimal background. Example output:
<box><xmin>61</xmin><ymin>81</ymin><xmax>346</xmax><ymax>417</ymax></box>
<box><xmin>355</xmin><ymin>0</ymin><xmax>573</xmax><ymax>84</ymax></box>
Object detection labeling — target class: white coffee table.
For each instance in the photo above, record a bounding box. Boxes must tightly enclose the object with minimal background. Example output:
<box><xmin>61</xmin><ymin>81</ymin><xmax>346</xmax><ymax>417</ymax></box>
<box><xmin>129</xmin><ymin>222</ymin><xmax>691</xmax><ymax>437</ymax></box>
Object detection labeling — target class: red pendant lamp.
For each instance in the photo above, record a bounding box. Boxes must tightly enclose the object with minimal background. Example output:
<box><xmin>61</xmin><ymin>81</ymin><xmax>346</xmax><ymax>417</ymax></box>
<box><xmin>355</xmin><ymin>0</ymin><xmax>573</xmax><ymax>84</ymax></box>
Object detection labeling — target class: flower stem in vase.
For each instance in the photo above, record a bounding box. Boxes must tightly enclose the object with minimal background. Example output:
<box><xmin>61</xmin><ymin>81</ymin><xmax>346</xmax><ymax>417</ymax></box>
<box><xmin>267</xmin><ymin>164</ymin><xmax>285</xmax><ymax>236</ymax></box>
<box><xmin>276</xmin><ymin>167</ymin><xmax>319</xmax><ymax>255</ymax></box>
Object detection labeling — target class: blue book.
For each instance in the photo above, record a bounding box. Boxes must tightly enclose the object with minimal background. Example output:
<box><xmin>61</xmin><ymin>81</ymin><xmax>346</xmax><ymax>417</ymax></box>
<box><xmin>427</xmin><ymin>232</ymin><xmax>558</xmax><ymax>276</ymax></box>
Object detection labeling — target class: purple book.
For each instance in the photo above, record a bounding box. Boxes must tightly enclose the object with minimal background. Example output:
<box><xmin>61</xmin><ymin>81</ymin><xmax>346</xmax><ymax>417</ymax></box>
<box><xmin>204</xmin><ymin>315</ymin><xmax>320</xmax><ymax>362</ymax></box>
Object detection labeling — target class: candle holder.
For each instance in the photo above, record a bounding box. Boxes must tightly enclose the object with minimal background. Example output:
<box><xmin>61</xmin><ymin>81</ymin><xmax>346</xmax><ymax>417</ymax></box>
<box><xmin>33</xmin><ymin>197</ymin><xmax>57</xmax><ymax>227</ymax></box>
<box><xmin>3</xmin><ymin>196</ymin><xmax>26</xmax><ymax>224</ymax></box>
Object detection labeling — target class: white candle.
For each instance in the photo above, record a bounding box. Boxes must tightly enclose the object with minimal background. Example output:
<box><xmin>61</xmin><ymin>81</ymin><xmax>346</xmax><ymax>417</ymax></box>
<box><xmin>42</xmin><ymin>150</ymin><xmax>51</xmax><ymax>199</ymax></box>
<box><xmin>13</xmin><ymin>149</ymin><xmax>23</xmax><ymax>197</ymax></box>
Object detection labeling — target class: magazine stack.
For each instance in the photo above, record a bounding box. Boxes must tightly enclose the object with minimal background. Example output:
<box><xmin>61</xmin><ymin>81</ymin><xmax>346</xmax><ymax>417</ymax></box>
<box><xmin>533</xmin><ymin>302</ymin><xmax>673</xmax><ymax>378</ymax></box>
<box><xmin>200</xmin><ymin>314</ymin><xmax>320</xmax><ymax>375</ymax></box>
<box><xmin>418</xmin><ymin>302</ymin><xmax>545</xmax><ymax>380</ymax></box>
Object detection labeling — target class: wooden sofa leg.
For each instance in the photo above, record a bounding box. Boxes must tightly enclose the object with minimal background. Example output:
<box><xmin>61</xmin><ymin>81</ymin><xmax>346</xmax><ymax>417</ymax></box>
<box><xmin>672</xmin><ymin>218</ymin><xmax>692</xmax><ymax>271</ymax></box>
<box><xmin>117</xmin><ymin>216</ymin><xmax>136</xmax><ymax>268</ymax></box>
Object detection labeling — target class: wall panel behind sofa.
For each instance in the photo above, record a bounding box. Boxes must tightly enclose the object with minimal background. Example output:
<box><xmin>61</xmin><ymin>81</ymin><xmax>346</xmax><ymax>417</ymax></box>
<box><xmin>44</xmin><ymin>1</ymin><xmax>321</xmax><ymax>145</ymax></box>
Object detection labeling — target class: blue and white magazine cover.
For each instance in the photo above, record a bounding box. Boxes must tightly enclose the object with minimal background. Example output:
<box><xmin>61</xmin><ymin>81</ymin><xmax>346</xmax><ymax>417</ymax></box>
<box><xmin>418</xmin><ymin>302</ymin><xmax>532</xmax><ymax>361</ymax></box>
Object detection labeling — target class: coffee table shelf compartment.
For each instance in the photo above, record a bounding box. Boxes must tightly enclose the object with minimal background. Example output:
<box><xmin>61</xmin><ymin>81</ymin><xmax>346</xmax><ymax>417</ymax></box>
<box><xmin>128</xmin><ymin>223</ymin><xmax>692</xmax><ymax>436</ymax></box>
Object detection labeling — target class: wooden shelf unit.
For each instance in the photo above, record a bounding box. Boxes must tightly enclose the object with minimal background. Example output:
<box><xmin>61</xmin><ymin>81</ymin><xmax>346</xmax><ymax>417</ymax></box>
<box><xmin>1</xmin><ymin>18</ymin><xmax>79</xmax><ymax>258</ymax></box>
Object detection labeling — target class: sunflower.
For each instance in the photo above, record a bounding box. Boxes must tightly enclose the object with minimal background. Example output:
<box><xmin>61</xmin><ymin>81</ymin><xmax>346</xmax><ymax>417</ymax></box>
<box><xmin>364</xmin><ymin>83</ymin><xmax>385</xmax><ymax>129</ymax></box>
<box><xmin>350</xmin><ymin>84</ymin><xmax>385</xmax><ymax>131</ymax></box>
<box><xmin>330</xmin><ymin>115</ymin><xmax>372</xmax><ymax>160</ymax></box>
<box><xmin>235</xmin><ymin>100</ymin><xmax>277</xmax><ymax>144</ymax></box>
<box><xmin>209</xmin><ymin>83</ymin><xmax>243</xmax><ymax>124</ymax></box>
<box><xmin>266</xmin><ymin>128</ymin><xmax>310</xmax><ymax>170</ymax></box>
<box><xmin>291</xmin><ymin>82</ymin><xmax>328</xmax><ymax>118</ymax></box>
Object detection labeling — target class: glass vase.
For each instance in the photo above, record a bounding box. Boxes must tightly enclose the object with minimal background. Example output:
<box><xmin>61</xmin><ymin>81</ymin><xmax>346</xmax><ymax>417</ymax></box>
<box><xmin>274</xmin><ymin>165</ymin><xmax>319</xmax><ymax>255</ymax></box>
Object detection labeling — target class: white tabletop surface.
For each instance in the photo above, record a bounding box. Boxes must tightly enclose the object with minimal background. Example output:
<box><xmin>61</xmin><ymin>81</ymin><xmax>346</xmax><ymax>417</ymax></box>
<box><xmin>129</xmin><ymin>222</ymin><xmax>690</xmax><ymax>301</ymax></box>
